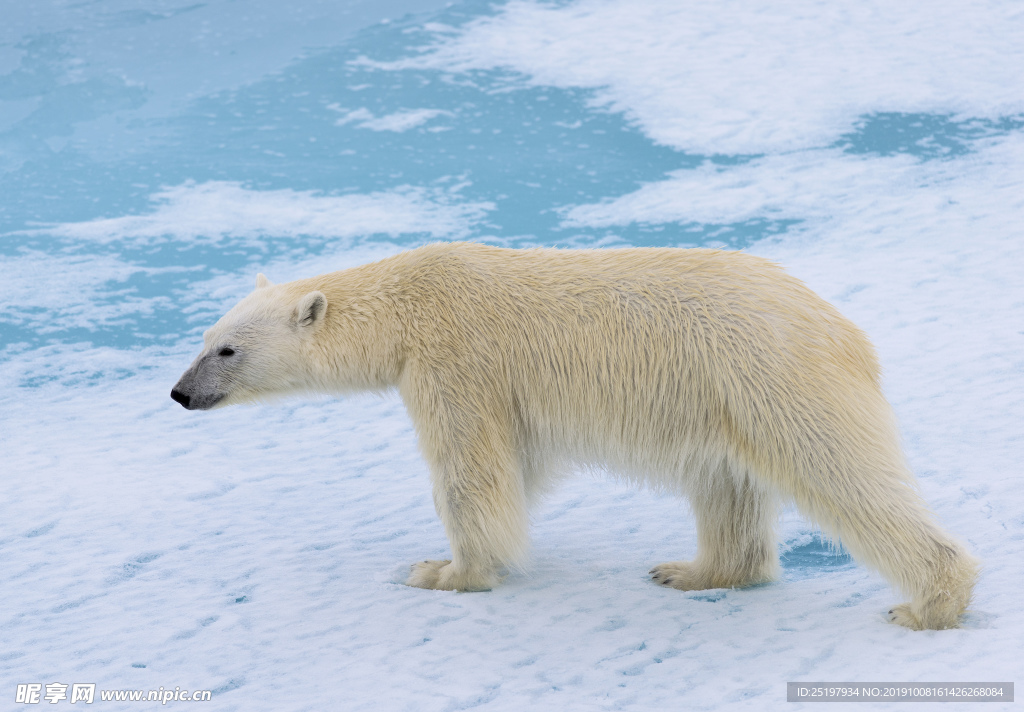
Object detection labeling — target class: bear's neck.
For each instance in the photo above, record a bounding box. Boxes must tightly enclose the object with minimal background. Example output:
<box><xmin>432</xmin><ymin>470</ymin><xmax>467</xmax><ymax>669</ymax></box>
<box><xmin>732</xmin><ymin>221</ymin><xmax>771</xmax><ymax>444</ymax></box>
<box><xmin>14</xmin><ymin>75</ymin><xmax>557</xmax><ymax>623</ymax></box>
<box><xmin>305</xmin><ymin>259</ymin><xmax>409</xmax><ymax>393</ymax></box>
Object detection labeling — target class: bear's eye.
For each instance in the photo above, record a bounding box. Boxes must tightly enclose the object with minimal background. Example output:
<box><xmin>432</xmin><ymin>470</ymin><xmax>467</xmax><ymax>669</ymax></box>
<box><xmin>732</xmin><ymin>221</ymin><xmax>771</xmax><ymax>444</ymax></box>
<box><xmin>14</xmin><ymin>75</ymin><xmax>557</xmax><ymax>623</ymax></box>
<box><xmin>218</xmin><ymin>347</ymin><xmax>235</xmax><ymax>357</ymax></box>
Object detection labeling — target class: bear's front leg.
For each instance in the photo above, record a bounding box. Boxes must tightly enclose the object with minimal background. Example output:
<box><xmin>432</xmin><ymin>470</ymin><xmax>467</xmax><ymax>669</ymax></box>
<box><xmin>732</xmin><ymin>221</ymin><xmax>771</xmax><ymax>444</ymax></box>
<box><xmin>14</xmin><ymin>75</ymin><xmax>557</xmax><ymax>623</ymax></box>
<box><xmin>403</xmin><ymin>385</ymin><xmax>530</xmax><ymax>592</ymax></box>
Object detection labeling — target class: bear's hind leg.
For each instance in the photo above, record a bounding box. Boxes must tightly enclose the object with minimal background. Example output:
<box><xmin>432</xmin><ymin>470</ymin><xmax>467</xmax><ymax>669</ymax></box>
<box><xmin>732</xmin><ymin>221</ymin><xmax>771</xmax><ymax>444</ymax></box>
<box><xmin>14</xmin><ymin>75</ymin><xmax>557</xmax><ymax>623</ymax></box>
<box><xmin>652</xmin><ymin>468</ymin><xmax>779</xmax><ymax>590</ymax></box>
<box><xmin>783</xmin><ymin>450</ymin><xmax>978</xmax><ymax>630</ymax></box>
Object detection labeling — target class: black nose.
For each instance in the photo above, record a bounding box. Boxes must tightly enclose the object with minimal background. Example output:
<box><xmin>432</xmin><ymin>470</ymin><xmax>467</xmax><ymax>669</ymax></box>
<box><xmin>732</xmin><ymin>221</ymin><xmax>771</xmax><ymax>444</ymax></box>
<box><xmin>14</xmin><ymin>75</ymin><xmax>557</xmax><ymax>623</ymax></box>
<box><xmin>170</xmin><ymin>389</ymin><xmax>191</xmax><ymax>408</ymax></box>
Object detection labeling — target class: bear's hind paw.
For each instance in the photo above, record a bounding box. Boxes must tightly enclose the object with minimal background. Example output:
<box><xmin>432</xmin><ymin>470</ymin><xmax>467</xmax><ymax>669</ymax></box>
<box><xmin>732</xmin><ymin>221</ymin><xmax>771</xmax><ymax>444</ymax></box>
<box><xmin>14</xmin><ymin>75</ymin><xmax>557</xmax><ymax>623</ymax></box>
<box><xmin>888</xmin><ymin>603</ymin><xmax>924</xmax><ymax>630</ymax></box>
<box><xmin>649</xmin><ymin>561</ymin><xmax>709</xmax><ymax>591</ymax></box>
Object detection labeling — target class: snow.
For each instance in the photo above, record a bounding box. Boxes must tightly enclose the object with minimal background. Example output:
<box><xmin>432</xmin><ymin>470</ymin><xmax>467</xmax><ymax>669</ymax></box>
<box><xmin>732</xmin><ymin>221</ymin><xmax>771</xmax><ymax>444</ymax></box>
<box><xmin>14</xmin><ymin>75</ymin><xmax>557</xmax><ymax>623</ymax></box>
<box><xmin>330</xmin><ymin>106</ymin><xmax>455</xmax><ymax>132</ymax></box>
<box><xmin>2</xmin><ymin>0</ymin><xmax>1022</xmax><ymax>710</ymax></box>
<box><xmin>375</xmin><ymin>0</ymin><xmax>1024</xmax><ymax>155</ymax></box>
<box><xmin>25</xmin><ymin>181</ymin><xmax>492</xmax><ymax>245</ymax></box>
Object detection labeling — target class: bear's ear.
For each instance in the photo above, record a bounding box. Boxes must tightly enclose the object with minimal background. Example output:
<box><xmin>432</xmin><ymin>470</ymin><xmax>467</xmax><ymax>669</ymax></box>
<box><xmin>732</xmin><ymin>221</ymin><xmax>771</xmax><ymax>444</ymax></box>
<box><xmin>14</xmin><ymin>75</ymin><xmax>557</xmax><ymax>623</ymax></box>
<box><xmin>255</xmin><ymin>273</ymin><xmax>273</xmax><ymax>289</ymax></box>
<box><xmin>294</xmin><ymin>291</ymin><xmax>327</xmax><ymax>328</ymax></box>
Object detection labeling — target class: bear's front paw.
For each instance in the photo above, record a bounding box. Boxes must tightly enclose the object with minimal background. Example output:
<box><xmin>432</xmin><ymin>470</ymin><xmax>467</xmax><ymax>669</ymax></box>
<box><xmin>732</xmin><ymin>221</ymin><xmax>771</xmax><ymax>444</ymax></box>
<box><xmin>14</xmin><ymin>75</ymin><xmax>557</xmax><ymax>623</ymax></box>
<box><xmin>407</xmin><ymin>560</ymin><xmax>453</xmax><ymax>589</ymax></box>
<box><xmin>887</xmin><ymin>603</ymin><xmax>924</xmax><ymax>630</ymax></box>
<box><xmin>406</xmin><ymin>560</ymin><xmax>493</xmax><ymax>591</ymax></box>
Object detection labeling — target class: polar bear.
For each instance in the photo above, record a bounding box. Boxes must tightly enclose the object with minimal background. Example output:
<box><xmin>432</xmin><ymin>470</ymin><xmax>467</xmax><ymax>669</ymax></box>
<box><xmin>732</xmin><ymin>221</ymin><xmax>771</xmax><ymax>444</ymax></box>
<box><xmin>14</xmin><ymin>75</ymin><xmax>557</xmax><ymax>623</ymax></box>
<box><xmin>171</xmin><ymin>242</ymin><xmax>977</xmax><ymax>630</ymax></box>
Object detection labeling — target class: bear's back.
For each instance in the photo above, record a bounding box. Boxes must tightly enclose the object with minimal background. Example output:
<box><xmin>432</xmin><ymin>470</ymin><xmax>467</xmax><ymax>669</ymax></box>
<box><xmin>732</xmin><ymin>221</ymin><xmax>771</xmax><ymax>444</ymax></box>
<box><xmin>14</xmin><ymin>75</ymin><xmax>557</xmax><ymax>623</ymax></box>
<box><xmin>388</xmin><ymin>243</ymin><xmax>880</xmax><ymax>476</ymax></box>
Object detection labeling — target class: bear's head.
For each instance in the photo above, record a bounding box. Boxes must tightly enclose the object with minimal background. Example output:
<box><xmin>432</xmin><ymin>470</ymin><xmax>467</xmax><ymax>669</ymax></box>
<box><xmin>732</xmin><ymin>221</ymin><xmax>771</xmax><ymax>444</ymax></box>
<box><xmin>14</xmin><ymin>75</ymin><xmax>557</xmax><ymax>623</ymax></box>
<box><xmin>170</xmin><ymin>273</ymin><xmax>327</xmax><ymax>410</ymax></box>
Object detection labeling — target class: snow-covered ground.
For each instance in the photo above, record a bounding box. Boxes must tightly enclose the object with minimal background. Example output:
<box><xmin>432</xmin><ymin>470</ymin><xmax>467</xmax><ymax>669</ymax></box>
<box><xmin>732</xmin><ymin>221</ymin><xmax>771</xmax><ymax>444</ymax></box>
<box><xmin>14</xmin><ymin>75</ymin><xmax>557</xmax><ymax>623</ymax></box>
<box><xmin>2</xmin><ymin>1</ymin><xmax>1022</xmax><ymax>709</ymax></box>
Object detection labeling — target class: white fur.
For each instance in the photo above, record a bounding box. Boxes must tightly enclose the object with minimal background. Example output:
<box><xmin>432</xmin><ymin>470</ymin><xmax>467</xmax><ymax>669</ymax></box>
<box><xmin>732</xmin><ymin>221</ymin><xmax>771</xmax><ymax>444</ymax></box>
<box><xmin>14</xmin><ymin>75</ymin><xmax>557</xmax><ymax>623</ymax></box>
<box><xmin>173</xmin><ymin>242</ymin><xmax>978</xmax><ymax>629</ymax></box>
